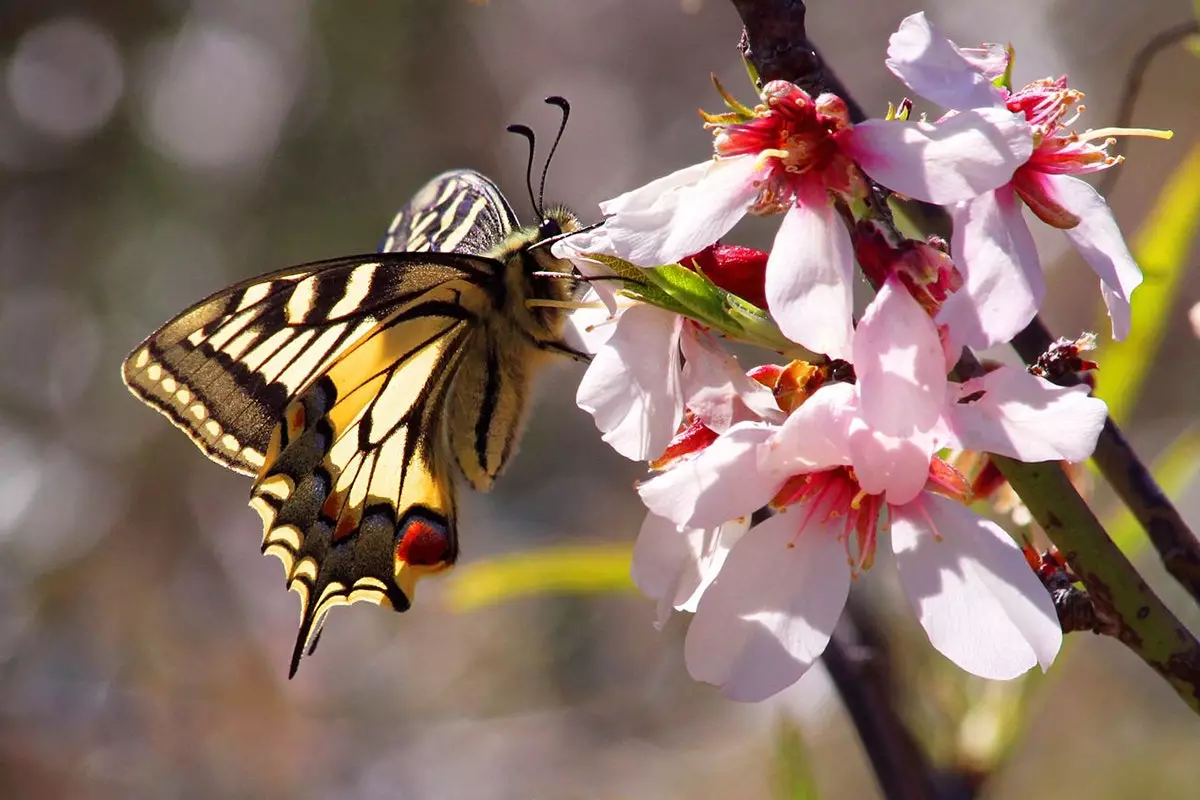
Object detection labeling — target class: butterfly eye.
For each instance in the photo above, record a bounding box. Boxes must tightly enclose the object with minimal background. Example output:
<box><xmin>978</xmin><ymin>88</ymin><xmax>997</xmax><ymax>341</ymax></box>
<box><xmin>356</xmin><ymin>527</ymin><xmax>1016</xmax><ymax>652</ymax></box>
<box><xmin>538</xmin><ymin>217</ymin><xmax>562</xmax><ymax>240</ymax></box>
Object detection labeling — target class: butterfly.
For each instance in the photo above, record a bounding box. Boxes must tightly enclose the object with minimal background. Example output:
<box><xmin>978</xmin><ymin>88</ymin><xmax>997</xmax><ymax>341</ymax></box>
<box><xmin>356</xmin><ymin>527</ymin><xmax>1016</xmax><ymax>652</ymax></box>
<box><xmin>122</xmin><ymin>100</ymin><xmax>587</xmax><ymax>675</ymax></box>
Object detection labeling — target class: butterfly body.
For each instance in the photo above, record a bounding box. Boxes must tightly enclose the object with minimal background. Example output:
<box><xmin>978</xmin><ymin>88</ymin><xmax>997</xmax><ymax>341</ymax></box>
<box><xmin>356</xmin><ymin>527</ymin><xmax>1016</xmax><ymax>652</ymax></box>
<box><xmin>122</xmin><ymin>169</ymin><xmax>581</xmax><ymax>674</ymax></box>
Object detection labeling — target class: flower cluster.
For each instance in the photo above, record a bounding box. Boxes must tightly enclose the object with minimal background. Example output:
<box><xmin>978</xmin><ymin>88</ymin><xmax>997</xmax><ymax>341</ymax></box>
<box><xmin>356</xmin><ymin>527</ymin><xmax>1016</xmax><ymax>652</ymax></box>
<box><xmin>553</xmin><ymin>13</ymin><xmax>1168</xmax><ymax>701</ymax></box>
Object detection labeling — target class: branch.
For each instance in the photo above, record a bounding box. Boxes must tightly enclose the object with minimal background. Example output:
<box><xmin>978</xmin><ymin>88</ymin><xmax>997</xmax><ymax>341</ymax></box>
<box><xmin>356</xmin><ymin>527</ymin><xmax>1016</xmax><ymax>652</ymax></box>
<box><xmin>824</xmin><ymin>607</ymin><xmax>941</xmax><ymax>800</ymax></box>
<box><xmin>730</xmin><ymin>0</ymin><xmax>1200</xmax><ymax>716</ymax></box>
<box><xmin>1097</xmin><ymin>19</ymin><xmax>1200</xmax><ymax>197</ymax></box>
<box><xmin>1012</xmin><ymin>319</ymin><xmax>1200</xmax><ymax>604</ymax></box>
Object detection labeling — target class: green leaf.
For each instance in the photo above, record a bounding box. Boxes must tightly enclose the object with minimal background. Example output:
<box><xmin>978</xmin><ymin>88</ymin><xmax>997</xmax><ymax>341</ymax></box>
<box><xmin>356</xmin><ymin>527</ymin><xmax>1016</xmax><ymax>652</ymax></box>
<box><xmin>1094</xmin><ymin>142</ymin><xmax>1200</xmax><ymax>424</ymax></box>
<box><xmin>585</xmin><ymin>254</ymin><xmax>810</xmax><ymax>357</ymax></box>
<box><xmin>442</xmin><ymin>544</ymin><xmax>636</xmax><ymax>612</ymax></box>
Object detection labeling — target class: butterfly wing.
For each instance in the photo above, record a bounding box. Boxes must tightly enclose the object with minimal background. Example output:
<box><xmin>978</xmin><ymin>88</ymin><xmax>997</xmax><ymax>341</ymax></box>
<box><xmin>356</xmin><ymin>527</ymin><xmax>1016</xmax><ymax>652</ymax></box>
<box><xmin>121</xmin><ymin>253</ymin><xmax>494</xmax><ymax>475</ymax></box>
<box><xmin>381</xmin><ymin>168</ymin><xmax>521</xmax><ymax>256</ymax></box>
<box><xmin>249</xmin><ymin>277</ymin><xmax>488</xmax><ymax>675</ymax></box>
<box><xmin>124</xmin><ymin>169</ymin><xmax>531</xmax><ymax>675</ymax></box>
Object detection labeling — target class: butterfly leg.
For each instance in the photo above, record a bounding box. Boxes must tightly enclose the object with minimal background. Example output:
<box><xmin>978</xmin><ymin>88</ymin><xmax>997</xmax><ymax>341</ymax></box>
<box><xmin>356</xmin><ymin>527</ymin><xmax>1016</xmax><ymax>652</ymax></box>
<box><xmin>537</xmin><ymin>340</ymin><xmax>591</xmax><ymax>364</ymax></box>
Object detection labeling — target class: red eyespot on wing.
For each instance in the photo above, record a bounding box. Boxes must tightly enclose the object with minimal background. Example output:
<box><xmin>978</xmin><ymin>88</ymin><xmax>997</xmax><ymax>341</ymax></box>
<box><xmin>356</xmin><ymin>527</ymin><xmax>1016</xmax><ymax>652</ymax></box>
<box><xmin>395</xmin><ymin>516</ymin><xmax>451</xmax><ymax>566</ymax></box>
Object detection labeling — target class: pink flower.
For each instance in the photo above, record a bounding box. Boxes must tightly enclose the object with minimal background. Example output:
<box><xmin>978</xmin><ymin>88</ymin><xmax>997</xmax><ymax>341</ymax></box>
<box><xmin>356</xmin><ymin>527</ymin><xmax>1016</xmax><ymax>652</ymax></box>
<box><xmin>887</xmin><ymin>12</ymin><xmax>1171</xmax><ymax>348</ymax></box>
<box><xmin>565</xmin><ymin>296</ymin><xmax>779</xmax><ymax>461</ymax></box>
<box><xmin>632</xmin><ymin>280</ymin><xmax>1105</xmax><ymax>700</ymax></box>
<box><xmin>591</xmin><ymin>79</ymin><xmax>1032</xmax><ymax>358</ymax></box>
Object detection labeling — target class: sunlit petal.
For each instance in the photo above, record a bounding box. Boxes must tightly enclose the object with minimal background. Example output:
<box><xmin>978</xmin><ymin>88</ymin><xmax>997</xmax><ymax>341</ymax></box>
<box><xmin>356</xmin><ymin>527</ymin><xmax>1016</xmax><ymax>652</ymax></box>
<box><xmin>765</xmin><ymin>202</ymin><xmax>855</xmax><ymax>359</ymax></box>
<box><xmin>638</xmin><ymin>422</ymin><xmax>780</xmax><ymax>528</ymax></box>
<box><xmin>848</xmin><ymin>108</ymin><xmax>1032</xmax><ymax>204</ymax></box>
<box><xmin>939</xmin><ymin>188</ymin><xmax>1044</xmax><ymax>349</ymax></box>
<box><xmin>577</xmin><ymin>304</ymin><xmax>683</xmax><ymax>460</ymax></box>
<box><xmin>885</xmin><ymin>12</ymin><xmax>1007</xmax><ymax>110</ymax></box>
<box><xmin>684</xmin><ymin>513</ymin><xmax>851</xmax><ymax>701</ymax></box>
<box><xmin>892</xmin><ymin>494</ymin><xmax>1061</xmax><ymax>678</ymax></box>
<box><xmin>943</xmin><ymin>367</ymin><xmax>1106</xmax><ymax>462</ymax></box>
<box><xmin>1049</xmin><ymin>174</ymin><xmax>1143</xmax><ymax>341</ymax></box>
<box><xmin>605</xmin><ymin>155</ymin><xmax>760</xmax><ymax>266</ymax></box>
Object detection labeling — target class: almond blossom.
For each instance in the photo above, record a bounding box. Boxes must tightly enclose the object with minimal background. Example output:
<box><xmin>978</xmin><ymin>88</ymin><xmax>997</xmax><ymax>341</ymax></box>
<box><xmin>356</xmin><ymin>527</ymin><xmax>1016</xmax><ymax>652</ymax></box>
<box><xmin>886</xmin><ymin>11</ymin><xmax>1172</xmax><ymax>348</ymax></box>
<box><xmin>560</xmin><ymin>248</ymin><xmax>780</xmax><ymax>461</ymax></box>
<box><xmin>588</xmin><ymin>78</ymin><xmax>1032</xmax><ymax>358</ymax></box>
<box><xmin>632</xmin><ymin>279</ymin><xmax>1105</xmax><ymax>701</ymax></box>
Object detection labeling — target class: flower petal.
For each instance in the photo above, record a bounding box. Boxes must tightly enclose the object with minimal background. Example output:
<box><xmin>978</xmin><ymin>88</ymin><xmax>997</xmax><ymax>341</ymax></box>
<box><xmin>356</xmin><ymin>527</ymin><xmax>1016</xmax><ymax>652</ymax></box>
<box><xmin>892</xmin><ymin>494</ymin><xmax>1062</xmax><ymax>678</ymax></box>
<box><xmin>848</xmin><ymin>108</ymin><xmax>1032</xmax><ymax>205</ymax></box>
<box><xmin>765</xmin><ymin>202</ymin><xmax>855</xmax><ymax>358</ymax></box>
<box><xmin>604</xmin><ymin>155</ymin><xmax>760</xmax><ymax>266</ymax></box>
<box><xmin>850</xmin><ymin>277</ymin><xmax>945</xmax><ymax>504</ymax></box>
<box><xmin>885</xmin><ymin>12</ymin><xmax>1007</xmax><ymax>111</ymax></box>
<box><xmin>561</xmin><ymin>291</ymin><xmax>618</xmax><ymax>356</ymax></box>
<box><xmin>1047</xmin><ymin>174</ymin><xmax>1143</xmax><ymax>340</ymax></box>
<box><xmin>764</xmin><ymin>382</ymin><xmax>856</xmax><ymax>475</ymax></box>
<box><xmin>551</xmin><ymin>229</ymin><xmax>621</xmax><ymax>313</ymax></box>
<box><xmin>938</xmin><ymin>188</ymin><xmax>1045</xmax><ymax>349</ymax></box>
<box><xmin>576</xmin><ymin>304</ymin><xmax>683</xmax><ymax>460</ymax></box>
<box><xmin>680</xmin><ymin>325</ymin><xmax>782</xmax><ymax>432</ymax></box>
<box><xmin>684</xmin><ymin>512</ymin><xmax>851</xmax><ymax>701</ymax></box>
<box><xmin>638</xmin><ymin>422</ymin><xmax>780</xmax><ymax>529</ymax></box>
<box><xmin>631</xmin><ymin>514</ymin><xmax>744</xmax><ymax>629</ymax></box>
<box><xmin>599</xmin><ymin>161</ymin><xmax>712</xmax><ymax>216</ymax></box>
<box><xmin>943</xmin><ymin>367</ymin><xmax>1106</xmax><ymax>462</ymax></box>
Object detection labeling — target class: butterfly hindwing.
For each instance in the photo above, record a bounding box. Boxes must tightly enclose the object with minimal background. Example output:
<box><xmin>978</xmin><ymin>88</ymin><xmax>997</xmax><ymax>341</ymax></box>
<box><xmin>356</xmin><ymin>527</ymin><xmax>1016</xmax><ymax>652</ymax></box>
<box><xmin>249</xmin><ymin>279</ymin><xmax>489</xmax><ymax>674</ymax></box>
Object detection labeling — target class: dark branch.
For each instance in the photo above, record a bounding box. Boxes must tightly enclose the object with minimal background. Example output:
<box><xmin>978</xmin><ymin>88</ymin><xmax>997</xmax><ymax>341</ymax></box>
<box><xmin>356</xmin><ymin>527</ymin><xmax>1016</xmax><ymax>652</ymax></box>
<box><xmin>1097</xmin><ymin>19</ymin><xmax>1199</xmax><ymax>197</ymax></box>
<box><xmin>825</xmin><ymin>608</ymin><xmax>941</xmax><ymax>800</ymax></box>
<box><xmin>1011</xmin><ymin>318</ymin><xmax>1200</xmax><ymax>603</ymax></box>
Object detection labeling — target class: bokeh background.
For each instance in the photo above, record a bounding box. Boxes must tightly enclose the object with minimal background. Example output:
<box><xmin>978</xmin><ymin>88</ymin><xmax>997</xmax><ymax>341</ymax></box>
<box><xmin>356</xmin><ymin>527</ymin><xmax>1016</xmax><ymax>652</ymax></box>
<box><xmin>2</xmin><ymin>1</ymin><xmax>1198</xmax><ymax>797</ymax></box>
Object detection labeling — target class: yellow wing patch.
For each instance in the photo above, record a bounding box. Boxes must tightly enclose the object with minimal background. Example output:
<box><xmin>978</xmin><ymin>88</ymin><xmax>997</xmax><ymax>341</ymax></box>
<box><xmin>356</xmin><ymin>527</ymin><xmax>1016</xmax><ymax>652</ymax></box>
<box><xmin>247</xmin><ymin>297</ymin><xmax>478</xmax><ymax>675</ymax></box>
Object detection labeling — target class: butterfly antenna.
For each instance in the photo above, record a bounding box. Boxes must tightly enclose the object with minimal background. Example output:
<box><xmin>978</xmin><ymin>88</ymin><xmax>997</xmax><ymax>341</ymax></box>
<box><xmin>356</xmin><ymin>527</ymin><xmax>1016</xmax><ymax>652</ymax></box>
<box><xmin>506</xmin><ymin>123</ymin><xmax>542</xmax><ymax>219</ymax></box>
<box><xmin>539</xmin><ymin>96</ymin><xmax>571</xmax><ymax>213</ymax></box>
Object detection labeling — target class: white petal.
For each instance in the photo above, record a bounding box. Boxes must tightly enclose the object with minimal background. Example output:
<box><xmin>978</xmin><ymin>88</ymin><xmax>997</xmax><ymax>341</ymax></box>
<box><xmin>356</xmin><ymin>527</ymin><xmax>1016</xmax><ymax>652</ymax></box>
<box><xmin>684</xmin><ymin>513</ymin><xmax>851</xmax><ymax>701</ymax></box>
<box><xmin>562</xmin><ymin>293</ymin><xmax>619</xmax><ymax>355</ymax></box>
<box><xmin>631</xmin><ymin>513</ymin><xmax>741</xmax><ymax>629</ymax></box>
<box><xmin>605</xmin><ymin>156</ymin><xmax>760</xmax><ymax>266</ymax></box>
<box><xmin>938</xmin><ymin>188</ymin><xmax>1045</xmax><ymax>349</ymax></box>
<box><xmin>1048</xmin><ymin>174</ymin><xmax>1143</xmax><ymax>341</ymax></box>
<box><xmin>847</xmin><ymin>423</ymin><xmax>932</xmax><ymax>506</ymax></box>
<box><xmin>638</xmin><ymin>422</ymin><xmax>780</xmax><ymax>529</ymax></box>
<box><xmin>677</xmin><ymin>519</ymin><xmax>747</xmax><ymax>613</ymax></box>
<box><xmin>885</xmin><ymin>12</ymin><xmax>1007</xmax><ymax>110</ymax></box>
<box><xmin>943</xmin><ymin>367</ymin><xmax>1106</xmax><ymax>462</ymax></box>
<box><xmin>848</xmin><ymin>108</ymin><xmax>1032</xmax><ymax>205</ymax></box>
<box><xmin>849</xmin><ymin>278</ymin><xmax>945</xmax><ymax>504</ymax></box>
<box><xmin>764</xmin><ymin>382</ymin><xmax>856</xmax><ymax>475</ymax></box>
<box><xmin>599</xmin><ymin>161</ymin><xmax>712</xmax><ymax>216</ymax></box>
<box><xmin>551</xmin><ymin>230</ymin><xmax>621</xmax><ymax>312</ymax></box>
<box><xmin>576</xmin><ymin>304</ymin><xmax>683</xmax><ymax>460</ymax></box>
<box><xmin>680</xmin><ymin>324</ymin><xmax>782</xmax><ymax>432</ymax></box>
<box><xmin>765</xmin><ymin>203</ymin><xmax>855</xmax><ymax>358</ymax></box>
<box><xmin>891</xmin><ymin>494</ymin><xmax>1062</xmax><ymax>678</ymax></box>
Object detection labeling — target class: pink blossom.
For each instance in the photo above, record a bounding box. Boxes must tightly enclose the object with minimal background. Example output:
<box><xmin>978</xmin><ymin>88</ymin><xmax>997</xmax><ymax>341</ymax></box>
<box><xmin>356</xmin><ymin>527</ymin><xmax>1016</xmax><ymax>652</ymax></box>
<box><xmin>565</xmin><ymin>296</ymin><xmax>778</xmax><ymax>462</ymax></box>
<box><xmin>633</xmin><ymin>281</ymin><xmax>1105</xmax><ymax>700</ymax></box>
<box><xmin>589</xmin><ymin>80</ymin><xmax>1031</xmax><ymax>358</ymax></box>
<box><xmin>887</xmin><ymin>12</ymin><xmax>1171</xmax><ymax>348</ymax></box>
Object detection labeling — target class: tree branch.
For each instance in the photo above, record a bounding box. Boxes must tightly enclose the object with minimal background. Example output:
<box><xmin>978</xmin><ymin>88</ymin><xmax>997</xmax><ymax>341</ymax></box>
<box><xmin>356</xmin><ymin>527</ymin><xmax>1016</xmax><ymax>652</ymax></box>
<box><xmin>824</xmin><ymin>607</ymin><xmax>941</xmax><ymax>800</ymax></box>
<box><xmin>1012</xmin><ymin>318</ymin><xmax>1200</xmax><ymax>605</ymax></box>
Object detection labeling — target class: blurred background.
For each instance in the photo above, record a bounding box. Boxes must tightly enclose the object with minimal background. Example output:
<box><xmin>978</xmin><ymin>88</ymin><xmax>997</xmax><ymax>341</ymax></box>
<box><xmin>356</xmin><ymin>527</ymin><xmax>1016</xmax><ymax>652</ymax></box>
<box><xmin>1</xmin><ymin>1</ymin><xmax>1198</xmax><ymax>797</ymax></box>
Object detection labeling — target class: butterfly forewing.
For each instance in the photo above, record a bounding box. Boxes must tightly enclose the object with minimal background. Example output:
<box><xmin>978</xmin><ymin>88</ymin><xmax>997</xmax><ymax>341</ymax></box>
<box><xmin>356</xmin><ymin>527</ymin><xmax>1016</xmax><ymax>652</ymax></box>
<box><xmin>122</xmin><ymin>253</ymin><xmax>495</xmax><ymax>475</ymax></box>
